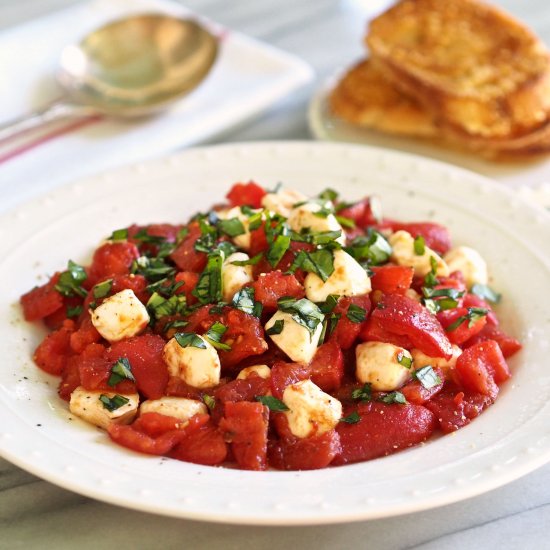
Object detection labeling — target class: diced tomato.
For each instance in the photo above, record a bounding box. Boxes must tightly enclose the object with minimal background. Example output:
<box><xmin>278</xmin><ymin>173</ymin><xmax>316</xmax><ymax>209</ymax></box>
<box><xmin>219</xmin><ymin>402</ymin><xmax>269</xmax><ymax>470</ymax></box>
<box><xmin>465</xmin><ymin>324</ymin><xmax>522</xmax><ymax>358</ymax></box>
<box><xmin>44</xmin><ymin>295</ymin><xmax>83</xmax><ymax>330</ymax></box>
<box><xmin>58</xmin><ymin>355</ymin><xmax>81</xmax><ymax>400</ymax></box>
<box><xmin>424</xmin><ymin>384</ymin><xmax>494</xmax><ymax>433</ymax></box>
<box><xmin>88</xmin><ymin>242</ymin><xmax>140</xmax><ymax>284</ymax></box>
<box><xmin>134</xmin><ymin>411</ymin><xmax>189</xmax><ymax>437</ymax></box>
<box><xmin>269</xmin><ymin>429</ymin><xmax>341</xmax><ymax>470</ymax></box>
<box><xmin>458</xmin><ymin>339</ymin><xmax>510</xmax><ymax>386</ymax></box>
<box><xmin>21</xmin><ymin>273</ymin><xmax>64</xmax><ymax>322</ymax></box>
<box><xmin>253</xmin><ymin>242</ymin><xmax>314</xmax><ymax>282</ymax></box>
<box><xmin>107</xmin><ymin>334</ymin><xmax>169</xmax><ymax>399</ymax></box>
<box><xmin>359</xmin><ymin>317</ymin><xmax>414</xmax><ymax>349</ymax></box>
<box><xmin>251</xmin><ymin>271</ymin><xmax>304</xmax><ymax>312</ymax></box>
<box><xmin>333</xmin><ymin>401</ymin><xmax>436</xmax><ymax>465</ymax></box>
<box><xmin>248</xmin><ymin>224</ymin><xmax>269</xmax><ymax>257</ymax></box>
<box><xmin>170</xmin><ymin>420</ymin><xmax>228</xmax><ymax>465</ymax></box>
<box><xmin>437</xmin><ymin>307</ymin><xmax>487</xmax><ymax>345</ymax></box>
<box><xmin>174</xmin><ymin>271</ymin><xmax>199</xmax><ymax>305</ymax></box>
<box><xmin>33</xmin><ymin>319</ymin><xmax>75</xmax><ymax>375</ymax></box>
<box><xmin>370</xmin><ymin>265</ymin><xmax>414</xmax><ymax>295</ymax></box>
<box><xmin>169</xmin><ymin>222</ymin><xmax>207</xmax><ymax>273</ymax></box>
<box><xmin>70</xmin><ymin>315</ymin><xmax>102</xmax><ymax>354</ymax></box>
<box><xmin>110</xmin><ymin>274</ymin><xmax>149</xmax><ymax>304</ymax></box>
<box><xmin>309</xmin><ymin>341</ymin><xmax>344</xmax><ymax>392</ymax></box>
<box><xmin>400</xmin><ymin>368</ymin><xmax>444</xmax><ymax>404</ymax></box>
<box><xmin>214</xmin><ymin>374</ymin><xmax>270</xmax><ymax>403</ymax></box>
<box><xmin>165</xmin><ymin>376</ymin><xmax>204</xmax><ymax>400</ymax></box>
<box><xmin>270</xmin><ymin>361</ymin><xmax>311</xmax><ymax>399</ymax></box>
<box><xmin>336</xmin><ymin>197</ymin><xmax>379</xmax><ymax>228</ymax></box>
<box><xmin>369</xmin><ymin>294</ymin><xmax>453</xmax><ymax>358</ymax></box>
<box><xmin>388</xmin><ymin>222</ymin><xmax>452</xmax><ymax>255</ymax></box>
<box><xmin>108</xmin><ymin>413</ymin><xmax>209</xmax><ymax>456</ymax></box>
<box><xmin>462</xmin><ymin>294</ymin><xmax>498</xmax><ymax>326</ymax></box>
<box><xmin>185</xmin><ymin>306</ymin><xmax>268</xmax><ymax>369</ymax></box>
<box><xmin>226</xmin><ymin>181</ymin><xmax>266</xmax><ymax>208</ymax></box>
<box><xmin>454</xmin><ymin>346</ymin><xmax>499</xmax><ymax>400</ymax></box>
<box><xmin>328</xmin><ymin>294</ymin><xmax>371</xmax><ymax>350</ymax></box>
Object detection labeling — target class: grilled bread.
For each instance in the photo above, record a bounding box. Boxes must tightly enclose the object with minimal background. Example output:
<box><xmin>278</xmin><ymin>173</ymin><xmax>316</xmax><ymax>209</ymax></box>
<box><xmin>366</xmin><ymin>0</ymin><xmax>550</xmax><ymax>141</ymax></box>
<box><xmin>329</xmin><ymin>58</ymin><xmax>437</xmax><ymax>137</ymax></box>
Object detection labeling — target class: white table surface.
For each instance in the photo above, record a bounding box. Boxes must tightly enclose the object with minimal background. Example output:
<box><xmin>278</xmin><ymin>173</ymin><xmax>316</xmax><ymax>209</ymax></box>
<box><xmin>1</xmin><ymin>0</ymin><xmax>549</xmax><ymax>548</ymax></box>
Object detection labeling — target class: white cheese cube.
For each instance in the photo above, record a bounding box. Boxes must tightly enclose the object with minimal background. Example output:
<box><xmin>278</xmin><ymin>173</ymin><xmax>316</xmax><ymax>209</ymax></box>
<box><xmin>261</xmin><ymin>187</ymin><xmax>307</xmax><ymax>218</ymax></box>
<box><xmin>443</xmin><ymin>246</ymin><xmax>488</xmax><ymax>288</ymax></box>
<box><xmin>282</xmin><ymin>379</ymin><xmax>342</xmax><ymax>438</ymax></box>
<box><xmin>69</xmin><ymin>387</ymin><xmax>139</xmax><ymax>430</ymax></box>
<box><xmin>140</xmin><ymin>397</ymin><xmax>207</xmax><ymax>422</ymax></box>
<box><xmin>222</xmin><ymin>252</ymin><xmax>254</xmax><ymax>302</ymax></box>
<box><xmin>355</xmin><ymin>341</ymin><xmax>412</xmax><ymax>391</ymax></box>
<box><xmin>163</xmin><ymin>335</ymin><xmax>221</xmax><ymax>389</ymax></box>
<box><xmin>265</xmin><ymin>310</ymin><xmax>323</xmax><ymax>364</ymax></box>
<box><xmin>389</xmin><ymin>230</ymin><xmax>449</xmax><ymax>278</ymax></box>
<box><xmin>90</xmin><ymin>289</ymin><xmax>149</xmax><ymax>343</ymax></box>
<box><xmin>304</xmin><ymin>249</ymin><xmax>371</xmax><ymax>302</ymax></box>
<box><xmin>217</xmin><ymin>206</ymin><xmax>262</xmax><ymax>250</ymax></box>
<box><xmin>287</xmin><ymin>202</ymin><xmax>346</xmax><ymax>245</ymax></box>
<box><xmin>236</xmin><ymin>364</ymin><xmax>271</xmax><ymax>380</ymax></box>
<box><xmin>411</xmin><ymin>345</ymin><xmax>462</xmax><ymax>374</ymax></box>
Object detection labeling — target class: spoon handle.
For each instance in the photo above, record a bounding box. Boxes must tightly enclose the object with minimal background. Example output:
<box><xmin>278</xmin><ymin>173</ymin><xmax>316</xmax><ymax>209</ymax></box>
<box><xmin>0</xmin><ymin>101</ymin><xmax>96</xmax><ymax>144</ymax></box>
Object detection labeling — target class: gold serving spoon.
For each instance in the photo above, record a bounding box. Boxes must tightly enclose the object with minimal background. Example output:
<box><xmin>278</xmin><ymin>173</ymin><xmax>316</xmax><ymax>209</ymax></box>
<box><xmin>0</xmin><ymin>13</ymin><xmax>219</xmax><ymax>141</ymax></box>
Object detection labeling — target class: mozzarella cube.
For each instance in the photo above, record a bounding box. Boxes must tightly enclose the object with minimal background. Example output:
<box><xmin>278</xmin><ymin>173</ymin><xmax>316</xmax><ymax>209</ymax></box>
<box><xmin>287</xmin><ymin>202</ymin><xmax>346</xmax><ymax>245</ymax></box>
<box><xmin>222</xmin><ymin>252</ymin><xmax>254</xmax><ymax>302</ymax></box>
<box><xmin>69</xmin><ymin>387</ymin><xmax>139</xmax><ymax>430</ymax></box>
<box><xmin>261</xmin><ymin>187</ymin><xmax>307</xmax><ymax>218</ymax></box>
<box><xmin>443</xmin><ymin>246</ymin><xmax>488</xmax><ymax>288</ymax></box>
<box><xmin>282</xmin><ymin>380</ymin><xmax>342</xmax><ymax>438</ymax></box>
<box><xmin>90</xmin><ymin>289</ymin><xmax>149</xmax><ymax>343</ymax></box>
<box><xmin>140</xmin><ymin>397</ymin><xmax>207</xmax><ymax>422</ymax></box>
<box><xmin>411</xmin><ymin>345</ymin><xmax>462</xmax><ymax>374</ymax></box>
<box><xmin>216</xmin><ymin>206</ymin><xmax>262</xmax><ymax>250</ymax></box>
<box><xmin>163</xmin><ymin>335</ymin><xmax>221</xmax><ymax>389</ymax></box>
<box><xmin>237</xmin><ymin>364</ymin><xmax>271</xmax><ymax>380</ymax></box>
<box><xmin>355</xmin><ymin>341</ymin><xmax>412</xmax><ymax>391</ymax></box>
<box><xmin>265</xmin><ymin>310</ymin><xmax>323</xmax><ymax>364</ymax></box>
<box><xmin>389</xmin><ymin>230</ymin><xmax>450</xmax><ymax>278</ymax></box>
<box><xmin>305</xmin><ymin>249</ymin><xmax>371</xmax><ymax>302</ymax></box>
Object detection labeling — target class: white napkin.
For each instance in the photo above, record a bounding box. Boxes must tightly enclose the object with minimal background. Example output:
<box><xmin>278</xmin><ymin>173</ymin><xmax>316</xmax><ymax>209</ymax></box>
<box><xmin>0</xmin><ymin>0</ymin><xmax>313</xmax><ymax>212</ymax></box>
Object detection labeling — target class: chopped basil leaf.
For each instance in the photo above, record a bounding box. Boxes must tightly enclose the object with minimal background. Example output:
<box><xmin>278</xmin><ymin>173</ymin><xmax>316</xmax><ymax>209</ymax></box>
<box><xmin>99</xmin><ymin>394</ymin><xmax>130</xmax><ymax>412</ymax></box>
<box><xmin>266</xmin><ymin>234</ymin><xmax>291</xmax><ymax>268</ymax></box>
<box><xmin>133</xmin><ymin>228</ymin><xmax>167</xmax><ymax>244</ymax></box>
<box><xmin>93</xmin><ymin>279</ymin><xmax>113</xmax><ymax>300</ymax></box>
<box><xmin>108</xmin><ymin>357</ymin><xmax>136</xmax><ymax>386</ymax></box>
<box><xmin>203</xmin><ymin>394</ymin><xmax>216</xmax><ymax>410</ymax></box>
<box><xmin>413</xmin><ymin>365</ymin><xmax>441</xmax><ymax>389</ymax></box>
<box><xmin>335</xmin><ymin>215</ymin><xmax>356</xmax><ymax>229</ymax></box>
<box><xmin>174</xmin><ymin>332</ymin><xmax>207</xmax><ymax>349</ymax></box>
<box><xmin>231</xmin><ymin>253</ymin><xmax>263</xmax><ymax>267</ymax></box>
<box><xmin>266</xmin><ymin>319</ymin><xmax>285</xmax><ymax>335</ymax></box>
<box><xmin>66</xmin><ymin>305</ymin><xmax>83</xmax><ymax>319</ymax></box>
<box><xmin>424</xmin><ymin>257</ymin><xmax>440</xmax><ymax>288</ymax></box>
<box><xmin>205</xmin><ymin>322</ymin><xmax>231</xmax><ymax>351</ymax></box>
<box><xmin>176</xmin><ymin>227</ymin><xmax>189</xmax><ymax>243</ymax></box>
<box><xmin>217</xmin><ymin>240</ymin><xmax>238</xmax><ymax>257</ymax></box>
<box><xmin>209</xmin><ymin>302</ymin><xmax>227</xmax><ymax>315</ymax></box>
<box><xmin>288</xmin><ymin>248</ymin><xmax>335</xmax><ymax>282</ymax></box>
<box><xmin>414</xmin><ymin>236</ymin><xmax>426</xmax><ymax>255</ymax></box>
<box><xmin>256</xmin><ymin>395</ymin><xmax>289</xmax><ymax>412</ymax></box>
<box><xmin>345</xmin><ymin>229</ymin><xmax>391</xmax><ymax>266</ymax></box>
<box><xmin>163</xmin><ymin>319</ymin><xmax>188</xmax><ymax>333</ymax></box>
<box><xmin>192</xmin><ymin>250</ymin><xmax>224</xmax><ymax>304</ymax></box>
<box><xmin>55</xmin><ymin>260</ymin><xmax>88</xmax><ymax>298</ymax></box>
<box><xmin>422</xmin><ymin>287</ymin><xmax>464</xmax><ymax>300</ymax></box>
<box><xmin>378</xmin><ymin>391</ymin><xmax>407</xmax><ymax>405</ymax></box>
<box><xmin>231</xmin><ymin>286</ymin><xmax>262</xmax><ymax>317</ymax></box>
<box><xmin>423</xmin><ymin>298</ymin><xmax>439</xmax><ymax>315</ymax></box>
<box><xmin>146</xmin><ymin>292</ymin><xmax>188</xmax><ymax>319</ymax></box>
<box><xmin>132</xmin><ymin>255</ymin><xmax>176</xmax><ymax>283</ymax></box>
<box><xmin>246</xmin><ymin>210</ymin><xmax>264</xmax><ymax>231</ymax></box>
<box><xmin>317</xmin><ymin>294</ymin><xmax>339</xmax><ymax>314</ymax></box>
<box><xmin>277</xmin><ymin>297</ymin><xmax>325</xmax><ymax>335</ymax></box>
<box><xmin>446</xmin><ymin>307</ymin><xmax>488</xmax><ymax>332</ymax></box>
<box><xmin>217</xmin><ymin>217</ymin><xmax>246</xmax><ymax>238</ymax></box>
<box><xmin>109</xmin><ymin>228</ymin><xmax>128</xmax><ymax>241</ymax></box>
<box><xmin>471</xmin><ymin>283</ymin><xmax>501</xmax><ymax>304</ymax></box>
<box><xmin>340</xmin><ymin>411</ymin><xmax>361</xmax><ymax>424</ymax></box>
<box><xmin>397</xmin><ymin>352</ymin><xmax>413</xmax><ymax>369</ymax></box>
<box><xmin>318</xmin><ymin>188</ymin><xmax>338</xmax><ymax>202</ymax></box>
<box><xmin>346</xmin><ymin>304</ymin><xmax>367</xmax><ymax>324</ymax></box>
<box><xmin>351</xmin><ymin>383</ymin><xmax>372</xmax><ymax>402</ymax></box>
<box><xmin>289</xmin><ymin>228</ymin><xmax>343</xmax><ymax>247</ymax></box>
<box><xmin>327</xmin><ymin>312</ymin><xmax>342</xmax><ymax>336</ymax></box>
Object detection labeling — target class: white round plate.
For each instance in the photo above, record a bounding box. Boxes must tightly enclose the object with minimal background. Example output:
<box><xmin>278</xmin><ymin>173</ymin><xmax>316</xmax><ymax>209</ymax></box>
<box><xmin>1</xmin><ymin>142</ymin><xmax>549</xmax><ymax>525</ymax></box>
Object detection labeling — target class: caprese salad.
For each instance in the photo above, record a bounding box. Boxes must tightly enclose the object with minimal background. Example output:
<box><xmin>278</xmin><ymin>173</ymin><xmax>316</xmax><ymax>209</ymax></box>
<box><xmin>20</xmin><ymin>182</ymin><xmax>521</xmax><ymax>470</ymax></box>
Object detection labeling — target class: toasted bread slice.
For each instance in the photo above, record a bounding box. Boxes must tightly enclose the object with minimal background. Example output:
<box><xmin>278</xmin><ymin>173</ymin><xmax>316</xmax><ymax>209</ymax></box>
<box><xmin>329</xmin><ymin>58</ymin><xmax>437</xmax><ymax>137</ymax></box>
<box><xmin>367</xmin><ymin>0</ymin><xmax>550</xmax><ymax>140</ymax></box>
